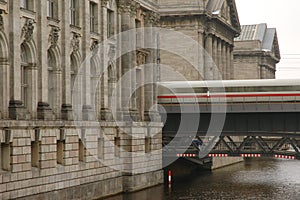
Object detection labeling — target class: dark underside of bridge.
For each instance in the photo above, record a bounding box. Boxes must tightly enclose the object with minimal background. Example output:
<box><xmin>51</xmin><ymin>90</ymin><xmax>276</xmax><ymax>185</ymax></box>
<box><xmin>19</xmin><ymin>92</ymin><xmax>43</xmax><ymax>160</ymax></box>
<box><xmin>163</xmin><ymin>112</ymin><xmax>300</xmax><ymax>137</ymax></box>
<box><xmin>161</xmin><ymin>103</ymin><xmax>300</xmax><ymax>160</ymax></box>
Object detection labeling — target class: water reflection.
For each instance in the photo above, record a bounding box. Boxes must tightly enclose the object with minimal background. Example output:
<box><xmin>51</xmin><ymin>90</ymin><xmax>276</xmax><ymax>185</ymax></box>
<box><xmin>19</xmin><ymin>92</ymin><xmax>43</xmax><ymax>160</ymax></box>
<box><xmin>104</xmin><ymin>158</ymin><xmax>300</xmax><ymax>200</ymax></box>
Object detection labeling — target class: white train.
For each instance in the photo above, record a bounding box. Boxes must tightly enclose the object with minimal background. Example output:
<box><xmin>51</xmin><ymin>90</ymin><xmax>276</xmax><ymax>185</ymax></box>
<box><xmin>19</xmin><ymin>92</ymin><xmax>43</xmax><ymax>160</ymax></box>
<box><xmin>158</xmin><ymin>79</ymin><xmax>300</xmax><ymax>104</ymax></box>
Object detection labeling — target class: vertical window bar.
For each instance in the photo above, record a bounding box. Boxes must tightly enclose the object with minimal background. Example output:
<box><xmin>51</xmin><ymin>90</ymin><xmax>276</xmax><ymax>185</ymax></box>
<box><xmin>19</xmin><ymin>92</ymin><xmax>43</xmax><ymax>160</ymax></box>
<box><xmin>90</xmin><ymin>3</ymin><xmax>95</xmax><ymax>32</ymax></box>
<box><xmin>47</xmin><ymin>0</ymin><xmax>54</xmax><ymax>18</ymax></box>
<box><xmin>70</xmin><ymin>0</ymin><xmax>76</xmax><ymax>25</ymax></box>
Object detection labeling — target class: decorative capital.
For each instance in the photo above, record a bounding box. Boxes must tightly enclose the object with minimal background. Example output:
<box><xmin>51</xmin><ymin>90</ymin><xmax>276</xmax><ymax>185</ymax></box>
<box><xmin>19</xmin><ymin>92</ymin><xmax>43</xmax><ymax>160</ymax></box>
<box><xmin>49</xmin><ymin>27</ymin><xmax>61</xmax><ymax>47</ymax></box>
<box><xmin>101</xmin><ymin>0</ymin><xmax>109</xmax><ymax>7</ymax></box>
<box><xmin>117</xmin><ymin>0</ymin><xmax>131</xmax><ymax>13</ymax></box>
<box><xmin>22</xmin><ymin>18</ymin><xmax>35</xmax><ymax>42</ymax></box>
<box><xmin>130</xmin><ymin>1</ymin><xmax>140</xmax><ymax>17</ymax></box>
<box><xmin>145</xmin><ymin>11</ymin><xmax>160</xmax><ymax>25</ymax></box>
<box><xmin>71</xmin><ymin>32</ymin><xmax>81</xmax><ymax>53</ymax></box>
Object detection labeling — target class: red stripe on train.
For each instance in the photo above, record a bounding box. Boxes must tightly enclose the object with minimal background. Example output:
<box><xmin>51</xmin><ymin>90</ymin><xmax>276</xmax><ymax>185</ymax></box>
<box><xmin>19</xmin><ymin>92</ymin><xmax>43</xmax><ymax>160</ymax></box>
<box><xmin>158</xmin><ymin>93</ymin><xmax>300</xmax><ymax>99</ymax></box>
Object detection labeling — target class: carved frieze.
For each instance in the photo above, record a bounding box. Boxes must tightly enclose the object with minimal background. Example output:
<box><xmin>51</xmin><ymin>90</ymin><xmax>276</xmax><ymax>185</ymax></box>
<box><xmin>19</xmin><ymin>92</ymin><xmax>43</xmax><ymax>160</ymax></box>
<box><xmin>22</xmin><ymin>18</ymin><xmax>35</xmax><ymax>42</ymax></box>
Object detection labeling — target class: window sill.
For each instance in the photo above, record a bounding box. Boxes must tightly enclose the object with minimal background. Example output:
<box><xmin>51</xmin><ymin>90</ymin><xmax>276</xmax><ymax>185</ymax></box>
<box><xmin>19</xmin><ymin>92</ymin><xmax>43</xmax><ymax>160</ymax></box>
<box><xmin>20</xmin><ymin>8</ymin><xmax>36</xmax><ymax>20</ymax></box>
<box><xmin>70</xmin><ymin>24</ymin><xmax>81</xmax><ymax>31</ymax></box>
<box><xmin>90</xmin><ymin>31</ymin><xmax>101</xmax><ymax>37</ymax></box>
<box><xmin>20</xmin><ymin>7</ymin><xmax>35</xmax><ymax>14</ymax></box>
<box><xmin>47</xmin><ymin>17</ymin><xmax>60</xmax><ymax>24</ymax></box>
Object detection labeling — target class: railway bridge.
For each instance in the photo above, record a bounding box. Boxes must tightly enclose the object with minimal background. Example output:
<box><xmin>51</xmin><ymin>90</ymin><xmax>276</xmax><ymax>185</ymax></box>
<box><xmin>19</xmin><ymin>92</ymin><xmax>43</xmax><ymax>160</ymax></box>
<box><xmin>158</xmin><ymin>79</ymin><xmax>300</xmax><ymax>162</ymax></box>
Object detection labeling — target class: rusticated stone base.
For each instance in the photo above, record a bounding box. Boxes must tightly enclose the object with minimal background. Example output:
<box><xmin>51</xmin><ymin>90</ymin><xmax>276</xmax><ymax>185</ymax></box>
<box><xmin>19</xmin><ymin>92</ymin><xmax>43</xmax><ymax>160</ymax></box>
<box><xmin>0</xmin><ymin>120</ymin><xmax>163</xmax><ymax>200</ymax></box>
<box><xmin>123</xmin><ymin>170</ymin><xmax>164</xmax><ymax>193</ymax></box>
<box><xmin>14</xmin><ymin>170</ymin><xmax>163</xmax><ymax>200</ymax></box>
<box><xmin>16</xmin><ymin>176</ymin><xmax>123</xmax><ymax>200</ymax></box>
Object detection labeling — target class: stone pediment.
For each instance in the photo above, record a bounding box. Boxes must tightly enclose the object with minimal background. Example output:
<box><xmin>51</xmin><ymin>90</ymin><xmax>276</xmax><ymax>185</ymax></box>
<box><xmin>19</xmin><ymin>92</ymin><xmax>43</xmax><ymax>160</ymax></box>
<box><xmin>207</xmin><ymin>0</ymin><xmax>241</xmax><ymax>33</ymax></box>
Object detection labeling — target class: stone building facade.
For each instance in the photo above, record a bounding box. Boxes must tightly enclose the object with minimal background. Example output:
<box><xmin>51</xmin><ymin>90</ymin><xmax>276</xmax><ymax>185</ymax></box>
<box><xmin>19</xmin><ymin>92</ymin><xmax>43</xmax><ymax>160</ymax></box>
<box><xmin>233</xmin><ymin>23</ymin><xmax>281</xmax><ymax>79</ymax></box>
<box><xmin>159</xmin><ymin>0</ymin><xmax>241</xmax><ymax>81</ymax></box>
<box><xmin>158</xmin><ymin>0</ymin><xmax>244</xmax><ymax>168</ymax></box>
<box><xmin>0</xmin><ymin>0</ymin><xmax>163</xmax><ymax>199</ymax></box>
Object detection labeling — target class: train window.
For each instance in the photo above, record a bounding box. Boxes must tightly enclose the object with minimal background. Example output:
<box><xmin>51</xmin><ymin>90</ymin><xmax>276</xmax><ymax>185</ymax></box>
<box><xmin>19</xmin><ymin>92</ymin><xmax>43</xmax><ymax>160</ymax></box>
<box><xmin>225</xmin><ymin>86</ymin><xmax>300</xmax><ymax>93</ymax></box>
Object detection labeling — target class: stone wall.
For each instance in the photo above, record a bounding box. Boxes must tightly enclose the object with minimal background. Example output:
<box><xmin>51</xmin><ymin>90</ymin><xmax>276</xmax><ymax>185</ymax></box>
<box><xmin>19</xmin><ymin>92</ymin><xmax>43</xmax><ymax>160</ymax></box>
<box><xmin>0</xmin><ymin>0</ymin><xmax>163</xmax><ymax>199</ymax></box>
<box><xmin>0</xmin><ymin>121</ymin><xmax>163</xmax><ymax>199</ymax></box>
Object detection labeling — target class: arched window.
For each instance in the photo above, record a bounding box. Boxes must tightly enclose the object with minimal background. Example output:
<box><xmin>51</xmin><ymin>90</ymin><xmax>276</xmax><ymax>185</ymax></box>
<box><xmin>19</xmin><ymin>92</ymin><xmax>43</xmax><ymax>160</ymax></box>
<box><xmin>21</xmin><ymin>44</ymin><xmax>29</xmax><ymax>108</ymax></box>
<box><xmin>0</xmin><ymin>32</ymin><xmax>9</xmax><ymax>119</ymax></box>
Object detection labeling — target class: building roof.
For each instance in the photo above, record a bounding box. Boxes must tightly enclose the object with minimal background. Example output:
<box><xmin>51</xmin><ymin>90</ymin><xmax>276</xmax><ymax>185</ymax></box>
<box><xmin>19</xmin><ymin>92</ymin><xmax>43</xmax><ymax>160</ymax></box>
<box><xmin>235</xmin><ymin>23</ymin><xmax>281</xmax><ymax>59</ymax></box>
<box><xmin>207</xmin><ymin>0</ymin><xmax>241</xmax><ymax>34</ymax></box>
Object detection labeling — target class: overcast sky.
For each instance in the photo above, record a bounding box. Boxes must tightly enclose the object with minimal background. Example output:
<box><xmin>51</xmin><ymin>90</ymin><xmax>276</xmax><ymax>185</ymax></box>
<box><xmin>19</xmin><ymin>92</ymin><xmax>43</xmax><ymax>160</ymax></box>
<box><xmin>235</xmin><ymin>0</ymin><xmax>300</xmax><ymax>79</ymax></box>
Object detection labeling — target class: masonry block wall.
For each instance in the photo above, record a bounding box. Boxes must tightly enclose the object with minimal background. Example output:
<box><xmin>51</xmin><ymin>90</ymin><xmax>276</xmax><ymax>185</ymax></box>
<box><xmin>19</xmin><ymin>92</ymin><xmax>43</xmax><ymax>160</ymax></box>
<box><xmin>0</xmin><ymin>0</ymin><xmax>163</xmax><ymax>199</ymax></box>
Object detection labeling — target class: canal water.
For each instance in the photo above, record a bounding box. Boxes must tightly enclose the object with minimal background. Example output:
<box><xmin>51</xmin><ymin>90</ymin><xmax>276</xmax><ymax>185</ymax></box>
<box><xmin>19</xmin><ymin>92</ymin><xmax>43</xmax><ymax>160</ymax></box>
<box><xmin>104</xmin><ymin>158</ymin><xmax>300</xmax><ymax>200</ymax></box>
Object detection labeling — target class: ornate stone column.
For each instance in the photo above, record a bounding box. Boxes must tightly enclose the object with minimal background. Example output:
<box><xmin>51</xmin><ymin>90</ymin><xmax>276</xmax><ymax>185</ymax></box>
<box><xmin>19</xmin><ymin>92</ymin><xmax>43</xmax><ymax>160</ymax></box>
<box><xmin>8</xmin><ymin>0</ymin><xmax>24</xmax><ymax>119</ymax></box>
<box><xmin>143</xmin><ymin>11</ymin><xmax>155</xmax><ymax>121</ymax></box>
<box><xmin>82</xmin><ymin>0</ymin><xmax>93</xmax><ymax>121</ymax></box>
<box><xmin>37</xmin><ymin>0</ymin><xmax>54</xmax><ymax>120</ymax></box>
<box><xmin>217</xmin><ymin>39</ymin><xmax>223</xmax><ymax>79</ymax></box>
<box><xmin>118</xmin><ymin>0</ymin><xmax>132</xmax><ymax>120</ymax></box>
<box><xmin>99</xmin><ymin>1</ymin><xmax>111</xmax><ymax>121</ymax></box>
<box><xmin>61</xmin><ymin>0</ymin><xmax>73</xmax><ymax>120</ymax></box>
<box><xmin>152</xmin><ymin>12</ymin><xmax>161</xmax><ymax>121</ymax></box>
<box><xmin>212</xmin><ymin>36</ymin><xmax>218</xmax><ymax>79</ymax></box>
<box><xmin>221</xmin><ymin>42</ymin><xmax>227</xmax><ymax>80</ymax></box>
<box><xmin>129</xmin><ymin>1</ymin><xmax>139</xmax><ymax>121</ymax></box>
<box><xmin>230</xmin><ymin>46</ymin><xmax>234</xmax><ymax>79</ymax></box>
<box><xmin>197</xmin><ymin>29</ymin><xmax>205</xmax><ymax>80</ymax></box>
<box><xmin>204</xmin><ymin>33</ymin><xmax>213</xmax><ymax>80</ymax></box>
<box><xmin>226</xmin><ymin>45</ymin><xmax>231</xmax><ymax>80</ymax></box>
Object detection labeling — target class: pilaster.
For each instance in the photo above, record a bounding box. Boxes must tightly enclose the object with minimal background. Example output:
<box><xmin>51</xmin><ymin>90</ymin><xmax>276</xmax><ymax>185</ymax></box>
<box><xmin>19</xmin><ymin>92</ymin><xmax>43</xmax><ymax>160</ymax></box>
<box><xmin>36</xmin><ymin>0</ymin><xmax>54</xmax><ymax>120</ymax></box>
<box><xmin>60</xmin><ymin>0</ymin><xmax>73</xmax><ymax>120</ymax></box>
<box><xmin>118</xmin><ymin>0</ymin><xmax>132</xmax><ymax>121</ymax></box>
<box><xmin>8</xmin><ymin>0</ymin><xmax>25</xmax><ymax>119</ymax></box>
<box><xmin>143</xmin><ymin>11</ymin><xmax>154</xmax><ymax>121</ymax></box>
